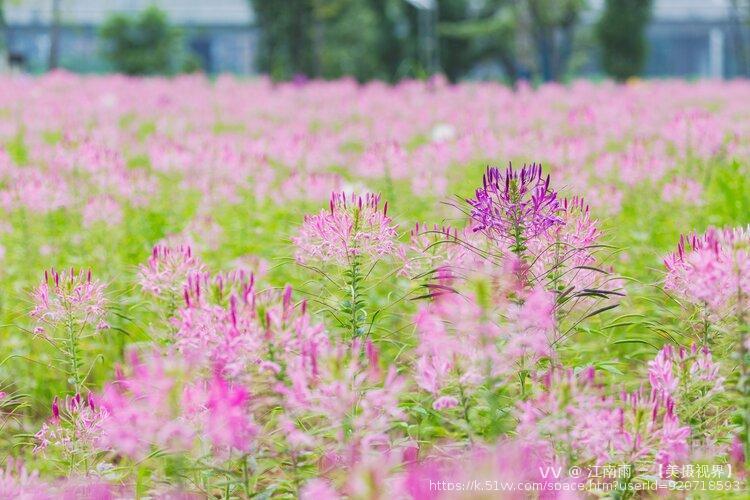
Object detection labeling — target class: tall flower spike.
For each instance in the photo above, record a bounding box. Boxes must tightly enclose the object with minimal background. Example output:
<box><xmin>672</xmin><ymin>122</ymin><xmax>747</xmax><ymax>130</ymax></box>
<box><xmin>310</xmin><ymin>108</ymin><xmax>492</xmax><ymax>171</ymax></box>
<box><xmin>467</xmin><ymin>163</ymin><xmax>563</xmax><ymax>257</ymax></box>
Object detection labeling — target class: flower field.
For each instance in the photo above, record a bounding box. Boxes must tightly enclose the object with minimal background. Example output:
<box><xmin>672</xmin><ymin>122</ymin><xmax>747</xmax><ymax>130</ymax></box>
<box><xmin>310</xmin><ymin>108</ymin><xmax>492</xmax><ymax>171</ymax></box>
<box><xmin>0</xmin><ymin>73</ymin><xmax>748</xmax><ymax>498</ymax></box>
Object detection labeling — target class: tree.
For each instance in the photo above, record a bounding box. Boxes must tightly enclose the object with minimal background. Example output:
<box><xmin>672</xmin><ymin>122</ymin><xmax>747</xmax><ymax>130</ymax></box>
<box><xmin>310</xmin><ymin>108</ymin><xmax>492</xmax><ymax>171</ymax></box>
<box><xmin>0</xmin><ymin>0</ymin><xmax>7</xmax><ymax>71</ymax></box>
<box><xmin>49</xmin><ymin>0</ymin><xmax>62</xmax><ymax>70</ymax></box>
<box><xmin>251</xmin><ymin>0</ymin><xmax>407</xmax><ymax>82</ymax></box>
<box><xmin>439</xmin><ymin>0</ymin><xmax>520</xmax><ymax>83</ymax></box>
<box><xmin>597</xmin><ymin>0</ymin><xmax>653</xmax><ymax>81</ymax></box>
<box><xmin>525</xmin><ymin>0</ymin><xmax>586</xmax><ymax>82</ymax></box>
<box><xmin>99</xmin><ymin>6</ymin><xmax>186</xmax><ymax>75</ymax></box>
<box><xmin>312</xmin><ymin>0</ymin><xmax>383</xmax><ymax>80</ymax></box>
<box><xmin>250</xmin><ymin>0</ymin><xmax>317</xmax><ymax>80</ymax></box>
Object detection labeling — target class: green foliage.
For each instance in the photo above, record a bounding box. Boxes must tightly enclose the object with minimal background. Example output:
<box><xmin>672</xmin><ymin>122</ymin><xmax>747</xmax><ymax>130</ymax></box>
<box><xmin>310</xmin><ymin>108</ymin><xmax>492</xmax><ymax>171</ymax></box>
<box><xmin>439</xmin><ymin>0</ymin><xmax>519</xmax><ymax>82</ymax></box>
<box><xmin>250</xmin><ymin>0</ymin><xmax>317</xmax><ymax>80</ymax></box>
<box><xmin>251</xmin><ymin>0</ymin><xmax>416</xmax><ymax>81</ymax></box>
<box><xmin>597</xmin><ymin>0</ymin><xmax>653</xmax><ymax>81</ymax></box>
<box><xmin>99</xmin><ymin>6</ymin><xmax>190</xmax><ymax>76</ymax></box>
<box><xmin>249</xmin><ymin>0</ymin><xmax>593</xmax><ymax>83</ymax></box>
<box><xmin>313</xmin><ymin>0</ymin><xmax>384</xmax><ymax>80</ymax></box>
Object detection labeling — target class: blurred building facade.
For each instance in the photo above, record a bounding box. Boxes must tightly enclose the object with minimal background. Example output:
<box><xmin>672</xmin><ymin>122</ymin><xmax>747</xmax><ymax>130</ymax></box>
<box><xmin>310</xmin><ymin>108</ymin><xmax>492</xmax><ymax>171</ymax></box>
<box><xmin>3</xmin><ymin>0</ymin><xmax>750</xmax><ymax>78</ymax></box>
<box><xmin>4</xmin><ymin>0</ymin><xmax>257</xmax><ymax>73</ymax></box>
<box><xmin>646</xmin><ymin>0</ymin><xmax>750</xmax><ymax>78</ymax></box>
<box><xmin>586</xmin><ymin>0</ymin><xmax>750</xmax><ymax>78</ymax></box>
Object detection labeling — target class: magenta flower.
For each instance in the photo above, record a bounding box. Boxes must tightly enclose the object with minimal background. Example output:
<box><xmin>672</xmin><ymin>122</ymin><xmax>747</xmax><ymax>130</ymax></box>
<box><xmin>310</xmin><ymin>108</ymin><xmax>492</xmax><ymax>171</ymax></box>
<box><xmin>293</xmin><ymin>192</ymin><xmax>397</xmax><ymax>265</ymax></box>
<box><xmin>30</xmin><ymin>268</ymin><xmax>108</xmax><ymax>332</ymax></box>
<box><xmin>664</xmin><ymin>226</ymin><xmax>750</xmax><ymax>316</ymax></box>
<box><xmin>34</xmin><ymin>393</ymin><xmax>107</xmax><ymax>463</ymax></box>
<box><xmin>504</xmin><ymin>287</ymin><xmax>556</xmax><ymax>362</ymax></box>
<box><xmin>98</xmin><ymin>351</ymin><xmax>194</xmax><ymax>459</ymax></box>
<box><xmin>648</xmin><ymin>345</ymin><xmax>679</xmax><ymax>398</ymax></box>
<box><xmin>138</xmin><ymin>245</ymin><xmax>206</xmax><ymax>298</ymax></box>
<box><xmin>432</xmin><ymin>396</ymin><xmax>459</xmax><ymax>411</ymax></box>
<box><xmin>0</xmin><ymin>459</ymin><xmax>48</xmax><ymax>498</ymax></box>
<box><xmin>654</xmin><ymin>400</ymin><xmax>691</xmax><ymax>476</ymax></box>
<box><xmin>468</xmin><ymin>163</ymin><xmax>563</xmax><ymax>256</ymax></box>
<box><xmin>204</xmin><ymin>374</ymin><xmax>258</xmax><ymax>453</ymax></box>
<box><xmin>413</xmin><ymin>292</ymin><xmax>502</xmax><ymax>400</ymax></box>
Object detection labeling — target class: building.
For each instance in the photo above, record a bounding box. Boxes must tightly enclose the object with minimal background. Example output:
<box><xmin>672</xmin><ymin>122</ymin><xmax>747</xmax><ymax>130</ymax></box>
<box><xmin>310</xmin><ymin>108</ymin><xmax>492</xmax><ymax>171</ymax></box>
<box><xmin>587</xmin><ymin>0</ymin><xmax>750</xmax><ymax>78</ymax></box>
<box><xmin>3</xmin><ymin>0</ymin><xmax>750</xmax><ymax>78</ymax></box>
<box><xmin>4</xmin><ymin>0</ymin><xmax>257</xmax><ymax>74</ymax></box>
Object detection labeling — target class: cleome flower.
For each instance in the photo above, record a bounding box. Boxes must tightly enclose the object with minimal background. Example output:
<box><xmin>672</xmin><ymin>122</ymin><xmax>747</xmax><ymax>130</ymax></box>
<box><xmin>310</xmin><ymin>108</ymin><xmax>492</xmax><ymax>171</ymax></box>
<box><xmin>293</xmin><ymin>192</ymin><xmax>397</xmax><ymax>266</ymax></box>
<box><xmin>664</xmin><ymin>225</ymin><xmax>750</xmax><ymax>316</ymax></box>
<box><xmin>138</xmin><ymin>245</ymin><xmax>206</xmax><ymax>299</ymax></box>
<box><xmin>30</xmin><ymin>268</ymin><xmax>108</xmax><ymax>333</ymax></box>
<box><xmin>467</xmin><ymin>163</ymin><xmax>563</xmax><ymax>256</ymax></box>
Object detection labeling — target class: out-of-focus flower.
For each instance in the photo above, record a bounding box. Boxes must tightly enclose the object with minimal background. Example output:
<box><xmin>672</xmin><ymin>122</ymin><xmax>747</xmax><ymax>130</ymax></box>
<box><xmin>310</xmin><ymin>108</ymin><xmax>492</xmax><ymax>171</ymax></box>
<box><xmin>97</xmin><ymin>350</ymin><xmax>194</xmax><ymax>459</ymax></box>
<box><xmin>413</xmin><ymin>292</ymin><xmax>502</xmax><ymax>399</ymax></box>
<box><xmin>82</xmin><ymin>195</ymin><xmax>123</xmax><ymax>228</ymax></box>
<box><xmin>138</xmin><ymin>245</ymin><xmax>205</xmax><ymax>298</ymax></box>
<box><xmin>648</xmin><ymin>345</ymin><xmax>679</xmax><ymax>398</ymax></box>
<box><xmin>432</xmin><ymin>396</ymin><xmax>459</xmax><ymax>411</ymax></box>
<box><xmin>664</xmin><ymin>226</ymin><xmax>750</xmax><ymax>316</ymax></box>
<box><xmin>662</xmin><ymin>177</ymin><xmax>704</xmax><ymax>204</ymax></box>
<box><xmin>300</xmin><ymin>479</ymin><xmax>340</xmax><ymax>500</ymax></box>
<box><xmin>504</xmin><ymin>287</ymin><xmax>556</xmax><ymax>361</ymax></box>
<box><xmin>400</xmin><ymin>440</ymin><xmax>578</xmax><ymax>499</ymax></box>
<box><xmin>203</xmin><ymin>374</ymin><xmax>258</xmax><ymax>453</ymax></box>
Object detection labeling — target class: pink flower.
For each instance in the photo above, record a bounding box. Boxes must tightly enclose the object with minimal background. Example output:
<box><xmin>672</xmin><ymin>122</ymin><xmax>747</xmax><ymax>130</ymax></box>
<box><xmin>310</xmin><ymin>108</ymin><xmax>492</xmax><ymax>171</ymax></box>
<box><xmin>505</xmin><ymin>287</ymin><xmax>555</xmax><ymax>362</ymax></box>
<box><xmin>0</xmin><ymin>459</ymin><xmax>47</xmax><ymax>498</ymax></box>
<box><xmin>138</xmin><ymin>245</ymin><xmax>206</xmax><ymax>298</ymax></box>
<box><xmin>664</xmin><ymin>226</ymin><xmax>750</xmax><ymax>315</ymax></box>
<box><xmin>203</xmin><ymin>374</ymin><xmax>257</xmax><ymax>453</ymax></box>
<box><xmin>97</xmin><ymin>351</ymin><xmax>194</xmax><ymax>459</ymax></box>
<box><xmin>293</xmin><ymin>192</ymin><xmax>397</xmax><ymax>265</ymax></box>
<box><xmin>432</xmin><ymin>396</ymin><xmax>459</xmax><ymax>411</ymax></box>
<box><xmin>34</xmin><ymin>393</ymin><xmax>107</xmax><ymax>459</ymax></box>
<box><xmin>82</xmin><ymin>195</ymin><xmax>123</xmax><ymax>228</ymax></box>
<box><xmin>655</xmin><ymin>401</ymin><xmax>691</xmax><ymax>476</ymax></box>
<box><xmin>30</xmin><ymin>268</ymin><xmax>108</xmax><ymax>331</ymax></box>
<box><xmin>300</xmin><ymin>479</ymin><xmax>340</xmax><ymax>500</ymax></box>
<box><xmin>648</xmin><ymin>346</ymin><xmax>679</xmax><ymax>398</ymax></box>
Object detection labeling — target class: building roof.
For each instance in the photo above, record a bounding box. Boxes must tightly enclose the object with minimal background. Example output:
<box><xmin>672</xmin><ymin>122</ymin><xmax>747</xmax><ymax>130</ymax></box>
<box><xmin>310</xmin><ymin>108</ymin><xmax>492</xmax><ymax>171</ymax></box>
<box><xmin>6</xmin><ymin>0</ymin><xmax>255</xmax><ymax>26</ymax></box>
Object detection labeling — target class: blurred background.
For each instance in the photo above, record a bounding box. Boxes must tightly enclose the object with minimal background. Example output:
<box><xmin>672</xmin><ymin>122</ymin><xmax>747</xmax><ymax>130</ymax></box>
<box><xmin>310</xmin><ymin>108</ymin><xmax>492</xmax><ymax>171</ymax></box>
<box><xmin>0</xmin><ymin>0</ymin><xmax>748</xmax><ymax>81</ymax></box>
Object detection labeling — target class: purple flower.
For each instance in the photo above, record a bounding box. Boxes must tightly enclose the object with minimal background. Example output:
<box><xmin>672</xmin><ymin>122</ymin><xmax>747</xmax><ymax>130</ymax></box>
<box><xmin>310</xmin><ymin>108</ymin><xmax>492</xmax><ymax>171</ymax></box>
<box><xmin>468</xmin><ymin>163</ymin><xmax>563</xmax><ymax>256</ymax></box>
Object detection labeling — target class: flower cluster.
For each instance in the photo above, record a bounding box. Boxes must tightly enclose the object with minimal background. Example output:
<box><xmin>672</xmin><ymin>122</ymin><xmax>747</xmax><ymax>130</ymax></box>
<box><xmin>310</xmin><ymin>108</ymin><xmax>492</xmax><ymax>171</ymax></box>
<box><xmin>4</xmin><ymin>76</ymin><xmax>750</xmax><ymax>497</ymax></box>
<box><xmin>468</xmin><ymin>163</ymin><xmax>563</xmax><ymax>256</ymax></box>
<box><xmin>293</xmin><ymin>192</ymin><xmax>397</xmax><ymax>265</ymax></box>
<box><xmin>34</xmin><ymin>393</ymin><xmax>108</xmax><ymax>471</ymax></box>
<box><xmin>30</xmin><ymin>268</ymin><xmax>108</xmax><ymax>333</ymax></box>
<box><xmin>97</xmin><ymin>349</ymin><xmax>258</xmax><ymax>459</ymax></box>
<box><xmin>517</xmin><ymin>366</ymin><xmax>692</xmax><ymax>477</ymax></box>
<box><xmin>138</xmin><ymin>244</ymin><xmax>206</xmax><ymax>299</ymax></box>
<box><xmin>664</xmin><ymin>226</ymin><xmax>750</xmax><ymax>316</ymax></box>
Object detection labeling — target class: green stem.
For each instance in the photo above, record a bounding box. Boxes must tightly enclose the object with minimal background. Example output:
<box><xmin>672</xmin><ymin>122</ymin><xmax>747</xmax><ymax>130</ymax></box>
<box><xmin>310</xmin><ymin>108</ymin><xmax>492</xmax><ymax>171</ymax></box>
<box><xmin>736</xmin><ymin>275</ymin><xmax>750</xmax><ymax>462</ymax></box>
<box><xmin>345</xmin><ymin>206</ymin><xmax>366</xmax><ymax>339</ymax></box>
<box><xmin>348</xmin><ymin>253</ymin><xmax>363</xmax><ymax>338</ymax></box>
<box><xmin>457</xmin><ymin>383</ymin><xmax>473</xmax><ymax>443</ymax></box>
<box><xmin>242</xmin><ymin>454</ymin><xmax>251</xmax><ymax>497</ymax></box>
<box><xmin>65</xmin><ymin>313</ymin><xmax>82</xmax><ymax>393</ymax></box>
